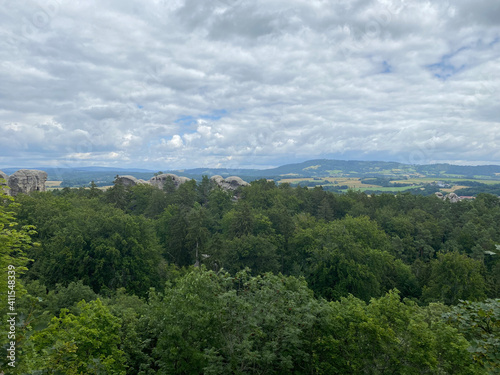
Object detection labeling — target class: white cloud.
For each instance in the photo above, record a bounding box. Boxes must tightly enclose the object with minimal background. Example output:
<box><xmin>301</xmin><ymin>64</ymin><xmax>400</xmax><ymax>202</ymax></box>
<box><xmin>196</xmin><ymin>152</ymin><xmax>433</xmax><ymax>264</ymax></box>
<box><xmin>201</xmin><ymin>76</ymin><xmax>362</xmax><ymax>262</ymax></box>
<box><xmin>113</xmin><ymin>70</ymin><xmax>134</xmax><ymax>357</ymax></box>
<box><xmin>166</xmin><ymin>135</ymin><xmax>184</xmax><ymax>149</ymax></box>
<box><xmin>0</xmin><ymin>0</ymin><xmax>499</xmax><ymax>169</ymax></box>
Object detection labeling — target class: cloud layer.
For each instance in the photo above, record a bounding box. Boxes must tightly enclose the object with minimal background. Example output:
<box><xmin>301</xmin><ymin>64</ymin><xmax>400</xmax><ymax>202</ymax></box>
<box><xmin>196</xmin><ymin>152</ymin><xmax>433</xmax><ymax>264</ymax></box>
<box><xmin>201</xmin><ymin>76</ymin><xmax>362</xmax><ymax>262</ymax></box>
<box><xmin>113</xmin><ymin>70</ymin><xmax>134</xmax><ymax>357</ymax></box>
<box><xmin>1</xmin><ymin>0</ymin><xmax>499</xmax><ymax>169</ymax></box>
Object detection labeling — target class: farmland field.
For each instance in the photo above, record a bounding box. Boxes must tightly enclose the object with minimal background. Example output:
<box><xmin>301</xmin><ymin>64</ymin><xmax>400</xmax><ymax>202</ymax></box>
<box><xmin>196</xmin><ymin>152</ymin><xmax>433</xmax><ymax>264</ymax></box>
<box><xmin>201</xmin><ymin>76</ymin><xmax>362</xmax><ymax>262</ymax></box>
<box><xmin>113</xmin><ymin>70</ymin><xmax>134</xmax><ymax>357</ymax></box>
<box><xmin>278</xmin><ymin>175</ymin><xmax>498</xmax><ymax>194</ymax></box>
<box><xmin>45</xmin><ymin>181</ymin><xmax>62</xmax><ymax>189</ymax></box>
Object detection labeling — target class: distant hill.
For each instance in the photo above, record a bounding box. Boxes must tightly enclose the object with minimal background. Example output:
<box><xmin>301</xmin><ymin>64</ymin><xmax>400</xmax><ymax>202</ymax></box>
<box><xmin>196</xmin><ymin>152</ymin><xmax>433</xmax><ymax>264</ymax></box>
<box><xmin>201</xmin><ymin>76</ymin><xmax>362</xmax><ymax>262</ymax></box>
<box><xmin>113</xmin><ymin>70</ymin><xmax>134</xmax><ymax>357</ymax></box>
<box><xmin>181</xmin><ymin>159</ymin><xmax>500</xmax><ymax>180</ymax></box>
<box><xmin>2</xmin><ymin>160</ymin><xmax>500</xmax><ymax>188</ymax></box>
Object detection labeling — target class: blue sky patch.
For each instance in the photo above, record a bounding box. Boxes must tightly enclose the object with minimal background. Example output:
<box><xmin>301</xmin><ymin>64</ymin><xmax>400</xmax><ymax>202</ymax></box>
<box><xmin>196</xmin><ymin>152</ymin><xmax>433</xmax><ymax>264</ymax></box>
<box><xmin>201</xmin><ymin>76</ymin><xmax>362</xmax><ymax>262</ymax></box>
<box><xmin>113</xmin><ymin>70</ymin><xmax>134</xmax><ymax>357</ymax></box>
<box><xmin>427</xmin><ymin>46</ymin><xmax>471</xmax><ymax>80</ymax></box>
<box><xmin>381</xmin><ymin>61</ymin><xmax>392</xmax><ymax>74</ymax></box>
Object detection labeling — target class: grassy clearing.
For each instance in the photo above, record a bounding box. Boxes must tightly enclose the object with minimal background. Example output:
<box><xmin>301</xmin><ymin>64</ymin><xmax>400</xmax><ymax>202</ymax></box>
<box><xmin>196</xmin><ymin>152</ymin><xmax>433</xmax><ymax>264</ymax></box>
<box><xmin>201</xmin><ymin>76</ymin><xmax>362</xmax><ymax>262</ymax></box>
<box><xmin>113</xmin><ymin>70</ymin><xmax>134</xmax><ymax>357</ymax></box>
<box><xmin>46</xmin><ymin>181</ymin><xmax>63</xmax><ymax>191</ymax></box>
<box><xmin>303</xmin><ymin>165</ymin><xmax>321</xmax><ymax>170</ymax></box>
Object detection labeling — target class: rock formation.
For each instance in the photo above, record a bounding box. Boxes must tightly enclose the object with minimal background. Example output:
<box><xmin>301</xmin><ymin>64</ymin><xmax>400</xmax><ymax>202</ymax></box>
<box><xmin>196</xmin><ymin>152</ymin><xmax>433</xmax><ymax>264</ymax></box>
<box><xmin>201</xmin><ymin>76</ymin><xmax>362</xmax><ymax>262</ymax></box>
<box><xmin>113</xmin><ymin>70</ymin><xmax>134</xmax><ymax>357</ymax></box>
<box><xmin>7</xmin><ymin>169</ymin><xmax>48</xmax><ymax>196</ymax></box>
<box><xmin>0</xmin><ymin>170</ymin><xmax>7</xmax><ymax>183</ymax></box>
<box><xmin>435</xmin><ymin>191</ymin><xmax>461</xmax><ymax>203</ymax></box>
<box><xmin>115</xmin><ymin>172</ymin><xmax>250</xmax><ymax>194</ymax></box>
<box><xmin>446</xmin><ymin>192</ymin><xmax>460</xmax><ymax>203</ymax></box>
<box><xmin>0</xmin><ymin>170</ymin><xmax>8</xmax><ymax>193</ymax></box>
<box><xmin>117</xmin><ymin>175</ymin><xmax>149</xmax><ymax>187</ymax></box>
<box><xmin>149</xmin><ymin>173</ymin><xmax>191</xmax><ymax>190</ymax></box>
<box><xmin>210</xmin><ymin>175</ymin><xmax>250</xmax><ymax>191</ymax></box>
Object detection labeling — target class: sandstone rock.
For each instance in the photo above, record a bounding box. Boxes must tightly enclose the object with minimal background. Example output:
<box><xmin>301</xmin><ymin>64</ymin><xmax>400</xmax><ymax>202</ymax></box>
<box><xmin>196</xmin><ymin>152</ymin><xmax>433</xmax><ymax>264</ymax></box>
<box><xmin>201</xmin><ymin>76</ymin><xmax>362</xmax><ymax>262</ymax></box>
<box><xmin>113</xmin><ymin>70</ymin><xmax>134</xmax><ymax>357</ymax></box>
<box><xmin>117</xmin><ymin>175</ymin><xmax>149</xmax><ymax>187</ymax></box>
<box><xmin>0</xmin><ymin>170</ymin><xmax>8</xmax><ymax>193</ymax></box>
<box><xmin>7</xmin><ymin>169</ymin><xmax>48</xmax><ymax>196</ymax></box>
<box><xmin>149</xmin><ymin>173</ymin><xmax>191</xmax><ymax>190</ymax></box>
<box><xmin>210</xmin><ymin>175</ymin><xmax>249</xmax><ymax>191</ymax></box>
<box><xmin>210</xmin><ymin>175</ymin><xmax>225</xmax><ymax>186</ymax></box>
<box><xmin>435</xmin><ymin>192</ymin><xmax>444</xmax><ymax>199</ymax></box>
<box><xmin>0</xmin><ymin>170</ymin><xmax>8</xmax><ymax>184</ymax></box>
<box><xmin>446</xmin><ymin>192</ymin><xmax>460</xmax><ymax>203</ymax></box>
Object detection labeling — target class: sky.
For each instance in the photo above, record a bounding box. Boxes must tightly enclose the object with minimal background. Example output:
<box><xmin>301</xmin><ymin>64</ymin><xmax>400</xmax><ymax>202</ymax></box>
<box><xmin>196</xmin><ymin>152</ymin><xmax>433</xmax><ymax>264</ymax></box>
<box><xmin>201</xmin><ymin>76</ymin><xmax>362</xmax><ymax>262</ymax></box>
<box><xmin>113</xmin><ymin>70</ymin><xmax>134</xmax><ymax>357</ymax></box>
<box><xmin>1</xmin><ymin>0</ymin><xmax>499</xmax><ymax>170</ymax></box>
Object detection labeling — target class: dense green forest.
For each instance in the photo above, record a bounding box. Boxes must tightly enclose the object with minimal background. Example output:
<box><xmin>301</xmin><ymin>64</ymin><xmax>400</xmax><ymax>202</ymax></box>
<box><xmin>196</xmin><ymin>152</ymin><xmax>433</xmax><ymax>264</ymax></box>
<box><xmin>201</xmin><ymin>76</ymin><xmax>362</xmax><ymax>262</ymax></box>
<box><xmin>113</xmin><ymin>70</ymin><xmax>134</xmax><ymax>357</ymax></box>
<box><xmin>1</xmin><ymin>177</ymin><xmax>499</xmax><ymax>374</ymax></box>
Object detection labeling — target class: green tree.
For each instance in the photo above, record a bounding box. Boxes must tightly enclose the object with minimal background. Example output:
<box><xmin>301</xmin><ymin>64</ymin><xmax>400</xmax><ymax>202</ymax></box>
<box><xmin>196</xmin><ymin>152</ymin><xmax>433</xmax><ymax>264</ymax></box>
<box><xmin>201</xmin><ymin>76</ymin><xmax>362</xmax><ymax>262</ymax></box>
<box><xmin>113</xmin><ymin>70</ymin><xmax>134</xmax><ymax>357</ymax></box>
<box><xmin>292</xmin><ymin>215</ymin><xmax>417</xmax><ymax>301</ymax></box>
<box><xmin>186</xmin><ymin>203</ymin><xmax>211</xmax><ymax>266</ymax></box>
<box><xmin>423</xmin><ymin>252</ymin><xmax>487</xmax><ymax>305</ymax></box>
<box><xmin>0</xmin><ymin>187</ymin><xmax>37</xmax><ymax>353</ymax></box>
<box><xmin>17</xmin><ymin>195</ymin><xmax>164</xmax><ymax>296</ymax></box>
<box><xmin>316</xmin><ymin>291</ymin><xmax>483</xmax><ymax>374</ymax></box>
<box><xmin>26</xmin><ymin>299</ymin><xmax>126</xmax><ymax>374</ymax></box>
<box><xmin>156</xmin><ymin>204</ymin><xmax>191</xmax><ymax>266</ymax></box>
<box><xmin>88</xmin><ymin>180</ymin><xmax>102</xmax><ymax>198</ymax></box>
<box><xmin>105</xmin><ymin>175</ymin><xmax>130</xmax><ymax>210</ymax></box>
<box><xmin>444</xmin><ymin>299</ymin><xmax>500</xmax><ymax>372</ymax></box>
<box><xmin>150</xmin><ymin>268</ymin><xmax>322</xmax><ymax>374</ymax></box>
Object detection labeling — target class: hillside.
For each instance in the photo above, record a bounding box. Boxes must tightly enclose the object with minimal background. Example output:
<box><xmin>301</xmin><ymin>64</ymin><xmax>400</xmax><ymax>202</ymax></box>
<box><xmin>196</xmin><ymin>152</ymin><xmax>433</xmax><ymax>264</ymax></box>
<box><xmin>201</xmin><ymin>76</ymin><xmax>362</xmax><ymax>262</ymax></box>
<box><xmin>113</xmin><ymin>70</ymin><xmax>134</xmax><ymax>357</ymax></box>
<box><xmin>5</xmin><ymin>160</ymin><xmax>500</xmax><ymax>193</ymax></box>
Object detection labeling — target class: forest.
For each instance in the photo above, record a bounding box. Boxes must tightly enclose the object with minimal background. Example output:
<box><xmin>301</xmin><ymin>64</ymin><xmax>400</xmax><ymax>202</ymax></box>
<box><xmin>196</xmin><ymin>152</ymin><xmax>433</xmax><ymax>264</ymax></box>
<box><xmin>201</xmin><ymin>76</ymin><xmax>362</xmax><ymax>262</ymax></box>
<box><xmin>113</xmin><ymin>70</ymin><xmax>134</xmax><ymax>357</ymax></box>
<box><xmin>1</xmin><ymin>177</ymin><xmax>499</xmax><ymax>374</ymax></box>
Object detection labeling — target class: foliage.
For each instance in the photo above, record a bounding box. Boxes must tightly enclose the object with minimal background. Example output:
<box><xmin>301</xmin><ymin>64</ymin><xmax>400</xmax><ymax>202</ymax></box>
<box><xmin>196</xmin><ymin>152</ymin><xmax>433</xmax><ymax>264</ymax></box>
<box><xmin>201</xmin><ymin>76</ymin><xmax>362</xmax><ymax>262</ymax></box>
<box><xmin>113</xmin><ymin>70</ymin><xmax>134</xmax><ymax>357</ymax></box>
<box><xmin>0</xmin><ymin>187</ymin><xmax>37</xmax><ymax>353</ymax></box>
<box><xmin>423</xmin><ymin>252</ymin><xmax>487</xmax><ymax>305</ymax></box>
<box><xmin>149</xmin><ymin>268</ymin><xmax>323</xmax><ymax>374</ymax></box>
<box><xmin>15</xmin><ymin>194</ymin><xmax>165</xmax><ymax>296</ymax></box>
<box><xmin>316</xmin><ymin>290</ymin><xmax>483</xmax><ymax>374</ymax></box>
<box><xmin>444</xmin><ymin>299</ymin><xmax>500</xmax><ymax>372</ymax></box>
<box><xmin>25</xmin><ymin>299</ymin><xmax>126</xmax><ymax>374</ymax></box>
<box><xmin>6</xmin><ymin>178</ymin><xmax>500</xmax><ymax>374</ymax></box>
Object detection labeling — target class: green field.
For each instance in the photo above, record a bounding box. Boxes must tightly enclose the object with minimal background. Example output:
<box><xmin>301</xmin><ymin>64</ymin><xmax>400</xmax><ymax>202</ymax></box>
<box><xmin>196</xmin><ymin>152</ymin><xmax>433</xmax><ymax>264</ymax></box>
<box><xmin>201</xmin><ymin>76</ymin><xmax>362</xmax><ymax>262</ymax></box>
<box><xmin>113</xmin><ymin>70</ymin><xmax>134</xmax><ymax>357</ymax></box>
<box><xmin>391</xmin><ymin>178</ymin><xmax>500</xmax><ymax>185</ymax></box>
<box><xmin>278</xmin><ymin>174</ymin><xmax>499</xmax><ymax>194</ymax></box>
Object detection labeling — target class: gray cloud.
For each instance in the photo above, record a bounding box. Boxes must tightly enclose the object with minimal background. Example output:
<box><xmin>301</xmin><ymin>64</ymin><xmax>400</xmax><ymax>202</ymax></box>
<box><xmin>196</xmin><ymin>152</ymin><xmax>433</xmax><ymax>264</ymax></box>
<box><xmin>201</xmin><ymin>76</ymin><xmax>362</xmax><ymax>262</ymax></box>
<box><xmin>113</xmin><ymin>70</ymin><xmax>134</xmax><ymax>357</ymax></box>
<box><xmin>0</xmin><ymin>0</ymin><xmax>499</xmax><ymax>170</ymax></box>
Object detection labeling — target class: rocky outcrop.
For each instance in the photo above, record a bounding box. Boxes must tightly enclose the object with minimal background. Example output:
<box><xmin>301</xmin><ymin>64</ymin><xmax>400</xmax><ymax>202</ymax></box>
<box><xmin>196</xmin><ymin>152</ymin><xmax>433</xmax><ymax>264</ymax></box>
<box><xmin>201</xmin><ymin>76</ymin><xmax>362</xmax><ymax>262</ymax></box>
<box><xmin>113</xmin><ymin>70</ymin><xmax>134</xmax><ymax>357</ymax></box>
<box><xmin>210</xmin><ymin>175</ymin><xmax>249</xmax><ymax>191</ymax></box>
<box><xmin>114</xmin><ymin>172</ymin><xmax>250</xmax><ymax>194</ymax></box>
<box><xmin>7</xmin><ymin>169</ymin><xmax>48</xmax><ymax>196</ymax></box>
<box><xmin>0</xmin><ymin>170</ymin><xmax>7</xmax><ymax>182</ymax></box>
<box><xmin>149</xmin><ymin>173</ymin><xmax>191</xmax><ymax>190</ymax></box>
<box><xmin>446</xmin><ymin>192</ymin><xmax>460</xmax><ymax>203</ymax></box>
<box><xmin>0</xmin><ymin>170</ymin><xmax>8</xmax><ymax>193</ymax></box>
<box><xmin>117</xmin><ymin>175</ymin><xmax>149</xmax><ymax>187</ymax></box>
<box><xmin>435</xmin><ymin>191</ymin><xmax>461</xmax><ymax>203</ymax></box>
<box><xmin>0</xmin><ymin>170</ymin><xmax>7</xmax><ymax>183</ymax></box>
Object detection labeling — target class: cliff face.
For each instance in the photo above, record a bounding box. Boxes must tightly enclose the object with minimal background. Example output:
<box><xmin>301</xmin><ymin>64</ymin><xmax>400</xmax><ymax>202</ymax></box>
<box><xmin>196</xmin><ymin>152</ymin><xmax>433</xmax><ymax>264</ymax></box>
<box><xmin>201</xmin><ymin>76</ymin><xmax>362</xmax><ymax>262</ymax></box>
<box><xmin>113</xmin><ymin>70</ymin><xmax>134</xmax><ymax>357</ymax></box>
<box><xmin>0</xmin><ymin>170</ymin><xmax>8</xmax><ymax>194</ymax></box>
<box><xmin>149</xmin><ymin>173</ymin><xmax>191</xmax><ymax>190</ymax></box>
<box><xmin>0</xmin><ymin>170</ymin><xmax>8</xmax><ymax>183</ymax></box>
<box><xmin>2</xmin><ymin>169</ymin><xmax>48</xmax><ymax>196</ymax></box>
<box><xmin>210</xmin><ymin>175</ymin><xmax>250</xmax><ymax>191</ymax></box>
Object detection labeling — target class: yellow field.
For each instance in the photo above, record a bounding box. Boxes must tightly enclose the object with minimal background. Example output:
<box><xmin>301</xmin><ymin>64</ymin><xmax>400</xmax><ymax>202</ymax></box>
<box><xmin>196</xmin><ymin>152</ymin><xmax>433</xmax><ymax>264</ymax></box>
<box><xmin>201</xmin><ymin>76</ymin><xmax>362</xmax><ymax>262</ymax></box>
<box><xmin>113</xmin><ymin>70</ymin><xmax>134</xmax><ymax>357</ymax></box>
<box><xmin>322</xmin><ymin>177</ymin><xmax>378</xmax><ymax>188</ymax></box>
<box><xmin>46</xmin><ymin>181</ymin><xmax>62</xmax><ymax>187</ymax></box>
<box><xmin>279</xmin><ymin>177</ymin><xmax>380</xmax><ymax>188</ymax></box>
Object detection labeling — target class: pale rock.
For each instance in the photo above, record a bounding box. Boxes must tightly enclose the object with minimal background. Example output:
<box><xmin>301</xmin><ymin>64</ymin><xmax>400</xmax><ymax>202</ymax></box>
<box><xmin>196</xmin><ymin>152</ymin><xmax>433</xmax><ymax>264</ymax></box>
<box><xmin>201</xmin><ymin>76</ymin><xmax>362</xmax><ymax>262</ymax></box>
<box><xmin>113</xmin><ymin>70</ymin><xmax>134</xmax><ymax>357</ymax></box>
<box><xmin>446</xmin><ymin>192</ymin><xmax>460</xmax><ymax>203</ymax></box>
<box><xmin>210</xmin><ymin>175</ymin><xmax>249</xmax><ymax>191</ymax></box>
<box><xmin>0</xmin><ymin>170</ymin><xmax>8</xmax><ymax>194</ymax></box>
<box><xmin>0</xmin><ymin>170</ymin><xmax>8</xmax><ymax>184</ymax></box>
<box><xmin>149</xmin><ymin>173</ymin><xmax>191</xmax><ymax>190</ymax></box>
<box><xmin>117</xmin><ymin>175</ymin><xmax>149</xmax><ymax>187</ymax></box>
<box><xmin>7</xmin><ymin>169</ymin><xmax>48</xmax><ymax>196</ymax></box>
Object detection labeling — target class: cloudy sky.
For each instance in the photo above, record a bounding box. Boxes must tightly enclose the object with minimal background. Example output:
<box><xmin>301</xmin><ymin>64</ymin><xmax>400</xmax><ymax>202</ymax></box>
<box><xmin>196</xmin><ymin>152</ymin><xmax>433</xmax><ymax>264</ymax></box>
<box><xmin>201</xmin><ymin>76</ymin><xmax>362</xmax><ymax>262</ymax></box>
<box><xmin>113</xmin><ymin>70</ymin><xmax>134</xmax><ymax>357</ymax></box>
<box><xmin>1</xmin><ymin>0</ymin><xmax>499</xmax><ymax>170</ymax></box>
